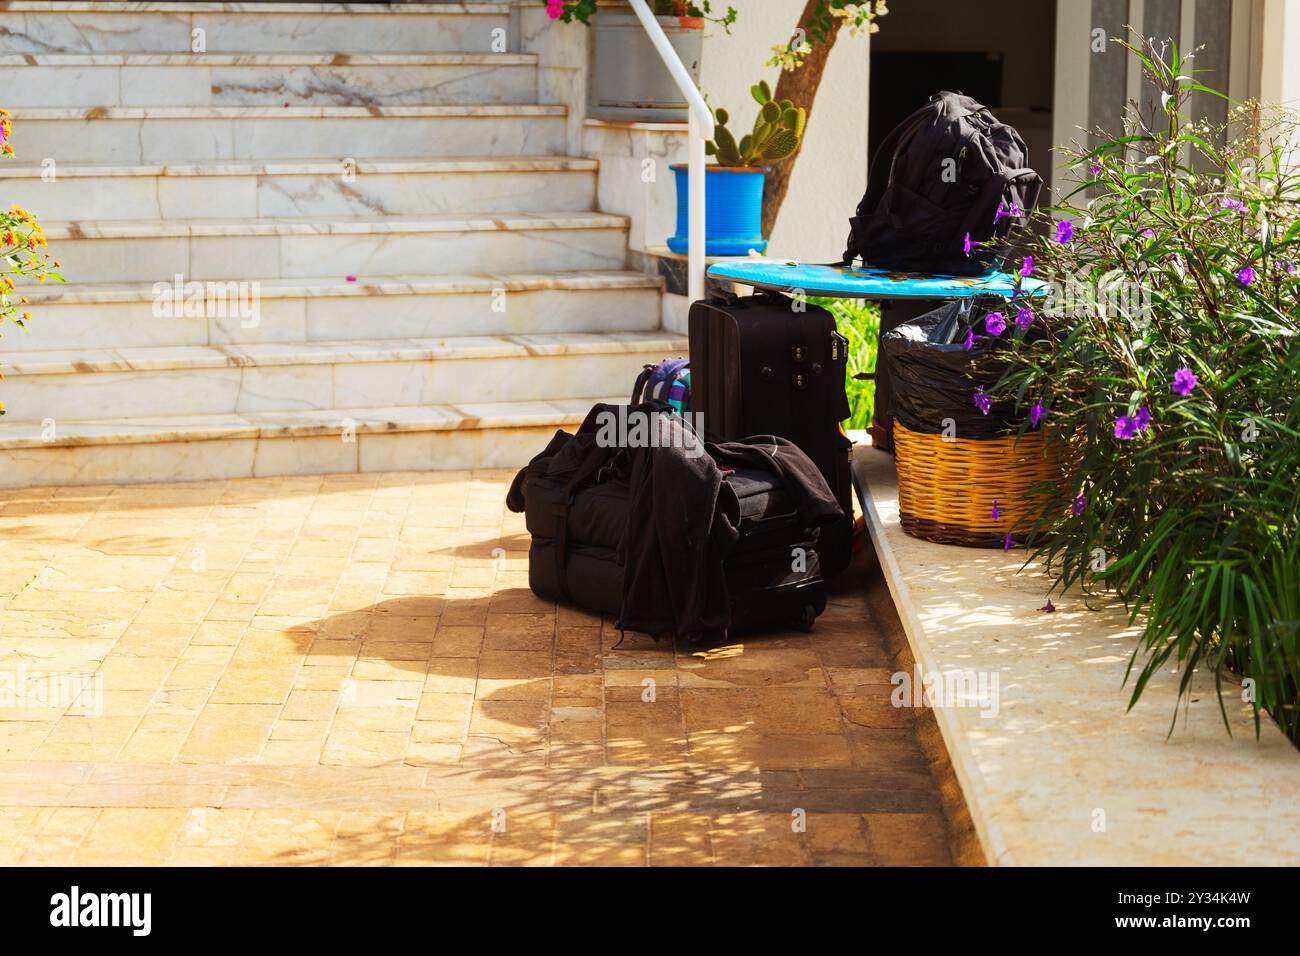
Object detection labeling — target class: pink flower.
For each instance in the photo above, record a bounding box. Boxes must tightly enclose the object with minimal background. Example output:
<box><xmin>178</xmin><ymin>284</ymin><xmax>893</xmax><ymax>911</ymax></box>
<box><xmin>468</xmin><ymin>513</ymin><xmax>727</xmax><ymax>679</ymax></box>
<box><xmin>546</xmin><ymin>0</ymin><xmax>565</xmax><ymax>18</ymax></box>
<box><xmin>345</xmin><ymin>275</ymin><xmax>358</xmax><ymax>283</ymax></box>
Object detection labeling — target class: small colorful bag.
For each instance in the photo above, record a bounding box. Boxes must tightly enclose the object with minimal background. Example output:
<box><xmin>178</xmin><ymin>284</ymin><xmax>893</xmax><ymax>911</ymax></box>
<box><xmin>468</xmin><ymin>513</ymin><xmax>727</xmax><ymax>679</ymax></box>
<box><xmin>631</xmin><ymin>357</ymin><xmax>692</xmax><ymax>415</ymax></box>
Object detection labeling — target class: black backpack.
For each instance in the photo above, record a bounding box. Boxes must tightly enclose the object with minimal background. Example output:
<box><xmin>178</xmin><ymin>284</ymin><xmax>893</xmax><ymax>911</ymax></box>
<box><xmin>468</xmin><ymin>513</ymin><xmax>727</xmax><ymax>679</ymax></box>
<box><xmin>843</xmin><ymin>91</ymin><xmax>1042</xmax><ymax>276</ymax></box>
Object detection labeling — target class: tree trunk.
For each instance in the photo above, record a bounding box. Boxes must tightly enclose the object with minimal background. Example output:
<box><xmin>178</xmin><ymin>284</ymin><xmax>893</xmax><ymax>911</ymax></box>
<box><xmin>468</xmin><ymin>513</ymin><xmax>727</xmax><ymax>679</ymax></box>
<box><xmin>761</xmin><ymin>0</ymin><xmax>844</xmax><ymax>239</ymax></box>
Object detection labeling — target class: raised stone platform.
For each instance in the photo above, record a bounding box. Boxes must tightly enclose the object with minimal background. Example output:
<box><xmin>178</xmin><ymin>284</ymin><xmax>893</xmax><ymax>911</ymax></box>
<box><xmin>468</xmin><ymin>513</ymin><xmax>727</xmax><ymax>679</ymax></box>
<box><xmin>853</xmin><ymin>446</ymin><xmax>1300</xmax><ymax>866</ymax></box>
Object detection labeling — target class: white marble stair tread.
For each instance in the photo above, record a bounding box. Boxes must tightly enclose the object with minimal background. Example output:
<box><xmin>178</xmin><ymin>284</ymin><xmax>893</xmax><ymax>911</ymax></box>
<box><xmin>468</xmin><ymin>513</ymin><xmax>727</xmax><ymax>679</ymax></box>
<box><xmin>1</xmin><ymin>331</ymin><xmax>688</xmax><ymax>377</ymax></box>
<box><xmin>1</xmin><ymin>2</ymin><xmax>511</xmax><ymax>12</ymax></box>
<box><xmin>22</xmin><ymin>270</ymin><xmax>661</xmax><ymax>304</ymax></box>
<box><xmin>7</xmin><ymin>104</ymin><xmax>566</xmax><ymax>119</ymax></box>
<box><xmin>0</xmin><ymin>53</ymin><xmax>536</xmax><ymax>65</ymax></box>
<box><xmin>0</xmin><ymin>157</ymin><xmax>599</xmax><ymax>178</ymax></box>
<box><xmin>40</xmin><ymin>211</ymin><xmax>628</xmax><ymax>240</ymax></box>
<box><xmin>0</xmin><ymin>397</ymin><xmax>615</xmax><ymax>450</ymax></box>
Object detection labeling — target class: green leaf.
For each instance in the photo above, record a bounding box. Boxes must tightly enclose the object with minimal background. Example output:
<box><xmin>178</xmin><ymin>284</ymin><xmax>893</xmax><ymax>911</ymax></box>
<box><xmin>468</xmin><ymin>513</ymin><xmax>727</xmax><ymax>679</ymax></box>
<box><xmin>759</xmin><ymin>128</ymin><xmax>800</xmax><ymax>161</ymax></box>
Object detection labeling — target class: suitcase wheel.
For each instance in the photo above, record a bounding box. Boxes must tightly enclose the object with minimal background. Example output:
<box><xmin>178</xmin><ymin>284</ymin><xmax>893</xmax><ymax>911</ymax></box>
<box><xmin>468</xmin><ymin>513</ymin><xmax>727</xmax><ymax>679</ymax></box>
<box><xmin>795</xmin><ymin>604</ymin><xmax>817</xmax><ymax>632</ymax></box>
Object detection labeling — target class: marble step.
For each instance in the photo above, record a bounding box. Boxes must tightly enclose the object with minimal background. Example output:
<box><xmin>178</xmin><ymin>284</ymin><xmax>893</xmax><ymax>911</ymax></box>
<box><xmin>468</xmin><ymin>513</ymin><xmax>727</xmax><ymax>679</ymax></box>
<box><xmin>9</xmin><ymin>158</ymin><xmax>599</xmax><ymax>221</ymax></box>
<box><xmin>3</xmin><ymin>53</ymin><xmax>539</xmax><ymax>108</ymax></box>
<box><xmin>0</xmin><ymin>2</ymin><xmax>511</xmax><ymax>55</ymax></box>
<box><xmin>8</xmin><ymin>105</ymin><xmax>568</xmax><ymax>162</ymax></box>
<box><xmin>40</xmin><ymin>212</ymin><xmax>631</xmax><ymax>283</ymax></box>
<box><xmin>11</xmin><ymin>271</ymin><xmax>663</xmax><ymax>352</ymax></box>
<box><xmin>0</xmin><ymin>396</ymin><xmax>608</xmax><ymax>488</ymax></box>
<box><xmin>0</xmin><ymin>331</ymin><xmax>687</xmax><ymax>422</ymax></box>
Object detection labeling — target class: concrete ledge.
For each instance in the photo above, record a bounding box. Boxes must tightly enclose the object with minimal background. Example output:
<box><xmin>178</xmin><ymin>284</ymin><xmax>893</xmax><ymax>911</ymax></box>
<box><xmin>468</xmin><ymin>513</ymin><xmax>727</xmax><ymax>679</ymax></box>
<box><xmin>853</xmin><ymin>446</ymin><xmax>1300</xmax><ymax>866</ymax></box>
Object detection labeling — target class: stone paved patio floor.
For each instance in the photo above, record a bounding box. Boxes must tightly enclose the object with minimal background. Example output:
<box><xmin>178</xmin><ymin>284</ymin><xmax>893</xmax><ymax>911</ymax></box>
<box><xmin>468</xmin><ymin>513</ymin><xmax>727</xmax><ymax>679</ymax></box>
<box><xmin>0</xmin><ymin>471</ymin><xmax>952</xmax><ymax>866</ymax></box>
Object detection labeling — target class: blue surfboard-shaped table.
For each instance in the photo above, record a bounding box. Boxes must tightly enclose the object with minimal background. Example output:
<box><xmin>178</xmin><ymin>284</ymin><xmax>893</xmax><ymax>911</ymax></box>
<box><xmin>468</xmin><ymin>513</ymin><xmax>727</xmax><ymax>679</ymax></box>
<box><xmin>706</xmin><ymin>258</ymin><xmax>1050</xmax><ymax>300</ymax></box>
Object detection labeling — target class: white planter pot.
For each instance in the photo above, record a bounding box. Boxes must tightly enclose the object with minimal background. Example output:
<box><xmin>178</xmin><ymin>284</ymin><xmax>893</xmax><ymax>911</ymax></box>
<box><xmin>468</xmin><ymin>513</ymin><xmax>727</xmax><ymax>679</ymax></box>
<box><xmin>588</xmin><ymin>11</ymin><xmax>703</xmax><ymax>122</ymax></box>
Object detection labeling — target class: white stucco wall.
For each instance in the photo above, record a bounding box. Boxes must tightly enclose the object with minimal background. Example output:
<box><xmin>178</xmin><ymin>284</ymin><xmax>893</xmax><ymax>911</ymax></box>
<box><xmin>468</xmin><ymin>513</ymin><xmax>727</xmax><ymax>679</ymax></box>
<box><xmin>1257</xmin><ymin>0</ymin><xmax>1300</xmax><ymax>107</ymax></box>
<box><xmin>522</xmin><ymin>1</ymin><xmax>871</xmax><ymax>263</ymax></box>
<box><xmin>696</xmin><ymin>1</ymin><xmax>871</xmax><ymax>260</ymax></box>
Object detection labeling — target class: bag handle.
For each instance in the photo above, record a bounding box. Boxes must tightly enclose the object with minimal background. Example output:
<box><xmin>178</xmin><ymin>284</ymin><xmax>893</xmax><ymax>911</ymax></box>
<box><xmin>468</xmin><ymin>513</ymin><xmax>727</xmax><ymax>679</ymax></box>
<box><xmin>962</xmin><ymin>167</ymin><xmax>1041</xmax><ymax>241</ymax></box>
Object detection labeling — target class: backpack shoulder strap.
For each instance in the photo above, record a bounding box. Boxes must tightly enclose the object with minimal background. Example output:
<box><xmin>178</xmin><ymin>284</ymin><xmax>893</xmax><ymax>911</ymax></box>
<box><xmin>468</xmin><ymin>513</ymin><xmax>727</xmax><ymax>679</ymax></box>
<box><xmin>630</xmin><ymin>364</ymin><xmax>654</xmax><ymax>405</ymax></box>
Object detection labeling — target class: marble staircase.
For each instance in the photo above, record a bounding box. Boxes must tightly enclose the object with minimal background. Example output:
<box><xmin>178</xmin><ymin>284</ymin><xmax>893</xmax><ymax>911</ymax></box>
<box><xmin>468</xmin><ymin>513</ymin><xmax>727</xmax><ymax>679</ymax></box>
<box><xmin>0</xmin><ymin>1</ymin><xmax>676</xmax><ymax>486</ymax></box>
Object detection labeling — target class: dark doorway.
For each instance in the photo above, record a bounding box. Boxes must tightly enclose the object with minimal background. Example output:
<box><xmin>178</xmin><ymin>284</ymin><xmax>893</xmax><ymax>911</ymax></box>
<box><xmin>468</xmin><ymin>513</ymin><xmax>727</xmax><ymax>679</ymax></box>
<box><xmin>868</xmin><ymin>51</ymin><xmax>1005</xmax><ymax>168</ymax></box>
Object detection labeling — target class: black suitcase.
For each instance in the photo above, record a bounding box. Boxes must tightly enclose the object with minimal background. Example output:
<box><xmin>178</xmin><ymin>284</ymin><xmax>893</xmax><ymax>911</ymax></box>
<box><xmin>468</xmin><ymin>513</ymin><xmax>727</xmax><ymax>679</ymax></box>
<box><xmin>524</xmin><ymin>466</ymin><xmax>827</xmax><ymax>639</ymax></box>
<box><xmin>688</xmin><ymin>290</ymin><xmax>855</xmax><ymax>577</ymax></box>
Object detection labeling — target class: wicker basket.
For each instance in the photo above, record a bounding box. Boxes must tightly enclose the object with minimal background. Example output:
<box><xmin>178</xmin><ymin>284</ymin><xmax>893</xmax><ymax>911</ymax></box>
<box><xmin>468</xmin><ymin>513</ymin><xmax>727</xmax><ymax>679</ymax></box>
<box><xmin>893</xmin><ymin>421</ymin><xmax>1063</xmax><ymax>547</ymax></box>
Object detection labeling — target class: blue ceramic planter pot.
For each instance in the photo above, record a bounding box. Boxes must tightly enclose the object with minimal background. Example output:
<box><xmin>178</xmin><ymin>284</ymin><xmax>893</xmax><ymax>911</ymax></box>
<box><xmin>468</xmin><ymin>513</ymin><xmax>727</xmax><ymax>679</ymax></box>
<box><xmin>667</xmin><ymin>164</ymin><xmax>768</xmax><ymax>256</ymax></box>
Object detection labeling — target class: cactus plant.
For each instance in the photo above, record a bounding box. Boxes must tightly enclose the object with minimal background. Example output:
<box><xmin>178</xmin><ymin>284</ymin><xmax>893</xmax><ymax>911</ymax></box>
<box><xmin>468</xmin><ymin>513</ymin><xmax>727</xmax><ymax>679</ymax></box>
<box><xmin>704</xmin><ymin>80</ymin><xmax>807</xmax><ymax>168</ymax></box>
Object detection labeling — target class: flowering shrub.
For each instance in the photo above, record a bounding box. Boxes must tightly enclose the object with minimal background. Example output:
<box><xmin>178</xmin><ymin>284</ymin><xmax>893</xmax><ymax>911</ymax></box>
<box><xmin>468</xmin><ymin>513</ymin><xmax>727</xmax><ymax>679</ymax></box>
<box><xmin>768</xmin><ymin>1</ymin><xmax>887</xmax><ymax>70</ymax></box>
<box><xmin>545</xmin><ymin>0</ymin><xmax>736</xmax><ymax>30</ymax></box>
<box><xmin>1</xmin><ymin>107</ymin><xmax>62</xmax><ymax>416</ymax></box>
<box><xmin>993</xmin><ymin>40</ymin><xmax>1300</xmax><ymax>742</ymax></box>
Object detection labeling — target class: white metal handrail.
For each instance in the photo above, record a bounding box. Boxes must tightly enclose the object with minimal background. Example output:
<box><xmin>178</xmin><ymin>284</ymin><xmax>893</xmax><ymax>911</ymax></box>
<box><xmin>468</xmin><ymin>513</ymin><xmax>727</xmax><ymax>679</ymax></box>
<box><xmin>627</xmin><ymin>0</ymin><xmax>714</xmax><ymax>302</ymax></box>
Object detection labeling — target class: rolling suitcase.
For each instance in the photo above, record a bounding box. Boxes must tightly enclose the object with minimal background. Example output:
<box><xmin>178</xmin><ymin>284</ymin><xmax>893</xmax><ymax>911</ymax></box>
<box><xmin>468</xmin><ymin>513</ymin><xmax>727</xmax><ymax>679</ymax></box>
<box><xmin>688</xmin><ymin>289</ymin><xmax>855</xmax><ymax>577</ymax></box>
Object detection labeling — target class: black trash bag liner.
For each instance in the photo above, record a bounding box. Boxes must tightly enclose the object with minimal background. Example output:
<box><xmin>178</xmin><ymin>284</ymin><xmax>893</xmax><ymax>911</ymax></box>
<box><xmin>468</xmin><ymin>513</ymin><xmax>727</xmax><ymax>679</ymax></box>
<box><xmin>881</xmin><ymin>299</ymin><xmax>1027</xmax><ymax>439</ymax></box>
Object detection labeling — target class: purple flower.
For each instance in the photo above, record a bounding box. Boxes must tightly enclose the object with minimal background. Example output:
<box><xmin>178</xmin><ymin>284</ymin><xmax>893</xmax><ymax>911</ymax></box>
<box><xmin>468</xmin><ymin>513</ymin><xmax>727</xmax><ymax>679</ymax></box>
<box><xmin>964</xmin><ymin>327</ymin><xmax>979</xmax><ymax>352</ymax></box>
<box><xmin>990</xmin><ymin>500</ymin><xmax>1002</xmax><ymax>520</ymax></box>
<box><xmin>1284</xmin><ymin>262</ymin><xmax>1297</xmax><ymax>275</ymax></box>
<box><xmin>1116</xmin><ymin>405</ymin><xmax>1152</xmax><ymax>440</ymax></box>
<box><xmin>963</xmin><ymin>232</ymin><xmax>973</xmax><ymax>257</ymax></box>
<box><xmin>1020</xmin><ymin>256</ymin><xmax>1034</xmax><ymax>278</ymax></box>
<box><xmin>1219</xmin><ymin>198</ymin><xmax>1248</xmax><ymax>212</ymax></box>
<box><xmin>1171</xmin><ymin>367</ymin><xmax>1198</xmax><ymax>397</ymax></box>
<box><xmin>1002</xmin><ymin>530</ymin><xmax>1013</xmax><ymax>551</ymax></box>
<box><xmin>1071</xmin><ymin>494</ymin><xmax>1086</xmax><ymax>517</ymax></box>
<box><xmin>974</xmin><ymin>386</ymin><xmax>992</xmax><ymax>416</ymax></box>
<box><xmin>1015</xmin><ymin>307</ymin><xmax>1033</xmax><ymax>331</ymax></box>
<box><xmin>1238</xmin><ymin>265</ymin><xmax>1256</xmax><ymax>285</ymax></box>
<box><xmin>1029</xmin><ymin>401</ymin><xmax>1046</xmax><ymax>428</ymax></box>
<box><xmin>1140</xmin><ymin>228</ymin><xmax>1155</xmax><ymax>240</ymax></box>
<box><xmin>985</xmin><ymin>311</ymin><xmax>1007</xmax><ymax>335</ymax></box>
<box><xmin>994</xmin><ymin>201</ymin><xmax>1024</xmax><ymax>224</ymax></box>
<box><xmin>1089</xmin><ymin>161</ymin><xmax>1102</xmax><ymax>175</ymax></box>
<box><xmin>1039</xmin><ymin>598</ymin><xmax>1056</xmax><ymax>613</ymax></box>
<box><xmin>1056</xmin><ymin>219</ymin><xmax>1074</xmax><ymax>244</ymax></box>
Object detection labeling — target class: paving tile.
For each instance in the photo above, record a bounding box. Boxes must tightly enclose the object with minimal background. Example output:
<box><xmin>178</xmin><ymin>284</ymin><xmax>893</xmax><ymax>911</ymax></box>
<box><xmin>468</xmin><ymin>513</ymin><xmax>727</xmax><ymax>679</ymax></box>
<box><xmin>1</xmin><ymin>471</ymin><xmax>953</xmax><ymax>867</ymax></box>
